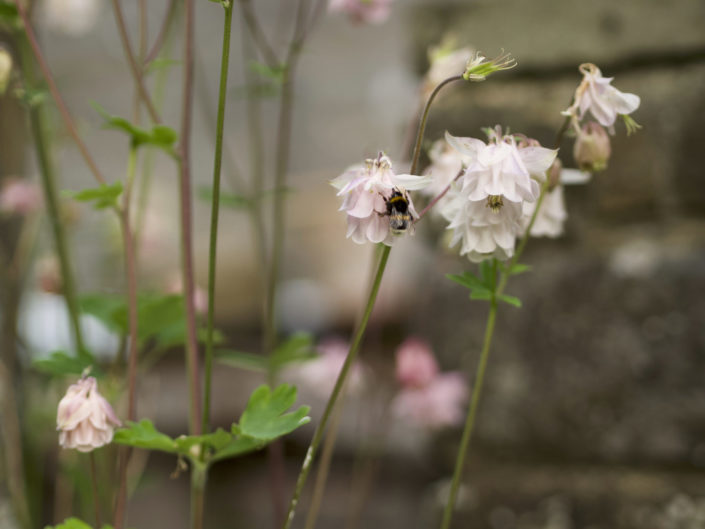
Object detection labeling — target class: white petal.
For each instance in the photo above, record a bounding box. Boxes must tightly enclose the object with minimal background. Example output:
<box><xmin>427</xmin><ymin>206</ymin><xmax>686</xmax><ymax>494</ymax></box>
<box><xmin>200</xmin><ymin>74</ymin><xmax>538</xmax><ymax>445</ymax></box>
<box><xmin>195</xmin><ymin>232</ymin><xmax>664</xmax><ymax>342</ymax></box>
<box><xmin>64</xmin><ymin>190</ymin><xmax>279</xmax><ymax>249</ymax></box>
<box><xmin>607</xmin><ymin>88</ymin><xmax>640</xmax><ymax>115</ymax></box>
<box><xmin>560</xmin><ymin>168</ymin><xmax>591</xmax><ymax>185</ymax></box>
<box><xmin>519</xmin><ymin>147</ymin><xmax>558</xmax><ymax>176</ymax></box>
<box><xmin>444</xmin><ymin>131</ymin><xmax>486</xmax><ymax>159</ymax></box>
<box><xmin>392</xmin><ymin>173</ymin><xmax>433</xmax><ymax>190</ymax></box>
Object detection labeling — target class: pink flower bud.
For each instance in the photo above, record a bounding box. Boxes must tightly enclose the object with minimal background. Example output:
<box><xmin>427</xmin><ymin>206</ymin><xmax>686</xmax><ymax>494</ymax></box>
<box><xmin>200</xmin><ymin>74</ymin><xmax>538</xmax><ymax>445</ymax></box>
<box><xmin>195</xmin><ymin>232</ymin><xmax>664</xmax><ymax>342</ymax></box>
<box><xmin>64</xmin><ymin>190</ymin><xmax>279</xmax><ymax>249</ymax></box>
<box><xmin>395</xmin><ymin>338</ymin><xmax>439</xmax><ymax>388</ymax></box>
<box><xmin>573</xmin><ymin>122</ymin><xmax>611</xmax><ymax>172</ymax></box>
<box><xmin>56</xmin><ymin>377</ymin><xmax>121</xmax><ymax>452</ymax></box>
<box><xmin>0</xmin><ymin>178</ymin><xmax>42</xmax><ymax>216</ymax></box>
<box><xmin>547</xmin><ymin>157</ymin><xmax>563</xmax><ymax>191</ymax></box>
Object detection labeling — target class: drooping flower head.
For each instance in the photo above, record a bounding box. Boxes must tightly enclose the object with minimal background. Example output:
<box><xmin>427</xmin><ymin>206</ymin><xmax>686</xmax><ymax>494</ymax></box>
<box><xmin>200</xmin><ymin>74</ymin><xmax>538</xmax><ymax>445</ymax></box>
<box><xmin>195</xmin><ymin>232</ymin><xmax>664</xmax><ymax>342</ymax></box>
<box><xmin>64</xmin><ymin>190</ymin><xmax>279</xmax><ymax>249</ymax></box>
<box><xmin>56</xmin><ymin>376</ymin><xmax>121</xmax><ymax>452</ymax></box>
<box><xmin>573</xmin><ymin>121</ymin><xmax>612</xmax><ymax>172</ymax></box>
<box><xmin>328</xmin><ymin>0</ymin><xmax>393</xmax><ymax>25</ymax></box>
<box><xmin>446</xmin><ymin>128</ymin><xmax>557</xmax><ymax>205</ymax></box>
<box><xmin>331</xmin><ymin>153</ymin><xmax>430</xmax><ymax>245</ymax></box>
<box><xmin>563</xmin><ymin>63</ymin><xmax>640</xmax><ymax>133</ymax></box>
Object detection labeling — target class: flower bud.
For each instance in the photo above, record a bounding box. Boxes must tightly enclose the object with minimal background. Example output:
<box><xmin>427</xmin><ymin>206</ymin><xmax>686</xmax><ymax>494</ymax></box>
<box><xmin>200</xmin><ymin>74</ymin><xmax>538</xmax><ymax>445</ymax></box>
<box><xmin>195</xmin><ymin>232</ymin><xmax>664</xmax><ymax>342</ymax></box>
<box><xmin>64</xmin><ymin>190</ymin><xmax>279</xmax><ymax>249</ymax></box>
<box><xmin>0</xmin><ymin>48</ymin><xmax>12</xmax><ymax>95</ymax></box>
<box><xmin>56</xmin><ymin>377</ymin><xmax>121</xmax><ymax>452</ymax></box>
<box><xmin>573</xmin><ymin>122</ymin><xmax>611</xmax><ymax>172</ymax></box>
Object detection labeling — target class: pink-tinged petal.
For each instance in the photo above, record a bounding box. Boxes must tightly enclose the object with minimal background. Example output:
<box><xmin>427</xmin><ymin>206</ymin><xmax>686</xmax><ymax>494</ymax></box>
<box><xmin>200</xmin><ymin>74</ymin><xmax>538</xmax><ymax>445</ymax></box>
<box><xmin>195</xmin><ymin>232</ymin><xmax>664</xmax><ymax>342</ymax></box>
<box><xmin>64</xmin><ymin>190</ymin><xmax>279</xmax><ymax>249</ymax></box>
<box><xmin>607</xmin><ymin>88</ymin><xmax>640</xmax><ymax>115</ymax></box>
<box><xmin>346</xmin><ymin>190</ymin><xmax>377</xmax><ymax>218</ymax></box>
<box><xmin>366</xmin><ymin>214</ymin><xmax>389</xmax><ymax>243</ymax></box>
<box><xmin>519</xmin><ymin>146</ymin><xmax>558</xmax><ymax>176</ymax></box>
<box><xmin>391</xmin><ymin>173</ymin><xmax>432</xmax><ymax>191</ymax></box>
<box><xmin>444</xmin><ymin>131</ymin><xmax>486</xmax><ymax>159</ymax></box>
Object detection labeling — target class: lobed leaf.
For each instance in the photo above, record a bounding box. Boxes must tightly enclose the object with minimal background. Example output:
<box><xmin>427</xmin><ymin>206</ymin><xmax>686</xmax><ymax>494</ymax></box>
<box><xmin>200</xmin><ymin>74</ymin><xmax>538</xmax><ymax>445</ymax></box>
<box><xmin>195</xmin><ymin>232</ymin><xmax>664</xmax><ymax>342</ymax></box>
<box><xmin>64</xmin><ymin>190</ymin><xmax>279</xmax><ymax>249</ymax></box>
<box><xmin>497</xmin><ymin>294</ymin><xmax>522</xmax><ymax>308</ymax></box>
<box><xmin>113</xmin><ymin>419</ymin><xmax>177</xmax><ymax>454</ymax></box>
<box><xmin>91</xmin><ymin>102</ymin><xmax>177</xmax><ymax>152</ymax></box>
<box><xmin>236</xmin><ymin>384</ymin><xmax>311</xmax><ymax>442</ymax></box>
<box><xmin>69</xmin><ymin>182</ymin><xmax>123</xmax><ymax>210</ymax></box>
<box><xmin>33</xmin><ymin>351</ymin><xmax>98</xmax><ymax>377</ymax></box>
<box><xmin>216</xmin><ymin>350</ymin><xmax>269</xmax><ymax>372</ymax></box>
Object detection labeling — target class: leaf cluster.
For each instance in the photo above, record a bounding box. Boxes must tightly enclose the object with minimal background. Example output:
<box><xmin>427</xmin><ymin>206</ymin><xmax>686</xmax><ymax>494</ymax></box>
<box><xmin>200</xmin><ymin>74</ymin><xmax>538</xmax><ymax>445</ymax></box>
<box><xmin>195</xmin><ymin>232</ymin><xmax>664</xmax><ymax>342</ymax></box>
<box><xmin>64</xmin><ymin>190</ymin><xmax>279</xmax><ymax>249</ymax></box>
<box><xmin>113</xmin><ymin>384</ymin><xmax>310</xmax><ymax>465</ymax></box>
<box><xmin>446</xmin><ymin>260</ymin><xmax>528</xmax><ymax>308</ymax></box>
<box><xmin>216</xmin><ymin>332</ymin><xmax>317</xmax><ymax>373</ymax></box>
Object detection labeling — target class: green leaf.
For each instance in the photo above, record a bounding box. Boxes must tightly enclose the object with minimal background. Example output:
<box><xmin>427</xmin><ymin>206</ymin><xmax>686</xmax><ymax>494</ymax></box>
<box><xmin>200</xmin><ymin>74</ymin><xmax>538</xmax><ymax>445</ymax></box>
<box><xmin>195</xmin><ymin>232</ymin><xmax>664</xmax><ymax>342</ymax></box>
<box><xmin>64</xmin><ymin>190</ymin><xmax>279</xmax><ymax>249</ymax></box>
<box><xmin>197</xmin><ymin>185</ymin><xmax>251</xmax><ymax>210</ymax></box>
<box><xmin>79</xmin><ymin>294</ymin><xmax>126</xmax><ymax>334</ymax></box>
<box><xmin>446</xmin><ymin>272</ymin><xmax>488</xmax><ymax>291</ymax></box>
<box><xmin>237</xmin><ymin>384</ymin><xmax>310</xmax><ymax>442</ymax></box>
<box><xmin>43</xmin><ymin>518</ymin><xmax>101</xmax><ymax>529</ymax></box>
<box><xmin>33</xmin><ymin>351</ymin><xmax>98</xmax><ymax>377</ymax></box>
<box><xmin>271</xmin><ymin>332</ymin><xmax>317</xmax><ymax>369</ymax></box>
<box><xmin>69</xmin><ymin>182</ymin><xmax>123</xmax><ymax>210</ymax></box>
<box><xmin>229</xmin><ymin>82</ymin><xmax>280</xmax><ymax>100</ymax></box>
<box><xmin>506</xmin><ymin>263</ymin><xmax>531</xmax><ymax>276</ymax></box>
<box><xmin>497</xmin><ymin>294</ymin><xmax>522</xmax><ymax>308</ymax></box>
<box><xmin>469</xmin><ymin>289</ymin><xmax>493</xmax><ymax>301</ymax></box>
<box><xmin>0</xmin><ymin>2</ymin><xmax>19</xmax><ymax>27</ymax></box>
<box><xmin>113</xmin><ymin>419</ymin><xmax>178</xmax><ymax>454</ymax></box>
<box><xmin>211</xmin><ymin>435</ymin><xmax>261</xmax><ymax>462</ymax></box>
<box><xmin>216</xmin><ymin>350</ymin><xmax>269</xmax><ymax>372</ymax></box>
<box><xmin>249</xmin><ymin>61</ymin><xmax>286</xmax><ymax>83</ymax></box>
<box><xmin>91</xmin><ymin>102</ymin><xmax>177</xmax><ymax>152</ymax></box>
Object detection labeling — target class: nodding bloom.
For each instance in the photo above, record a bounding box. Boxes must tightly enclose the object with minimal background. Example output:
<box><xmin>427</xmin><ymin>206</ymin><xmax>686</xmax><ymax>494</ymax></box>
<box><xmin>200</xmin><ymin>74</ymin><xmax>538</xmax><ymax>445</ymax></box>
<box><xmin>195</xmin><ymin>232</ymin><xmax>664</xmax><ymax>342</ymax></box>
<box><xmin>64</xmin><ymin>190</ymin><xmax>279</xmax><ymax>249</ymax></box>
<box><xmin>445</xmin><ymin>129</ymin><xmax>557</xmax><ymax>204</ymax></box>
<box><xmin>0</xmin><ymin>178</ymin><xmax>42</xmax><ymax>216</ymax></box>
<box><xmin>331</xmin><ymin>153</ymin><xmax>430</xmax><ymax>245</ymax></box>
<box><xmin>328</xmin><ymin>0</ymin><xmax>393</xmax><ymax>24</ymax></box>
<box><xmin>56</xmin><ymin>376</ymin><xmax>121</xmax><ymax>452</ymax></box>
<box><xmin>391</xmin><ymin>339</ymin><xmax>467</xmax><ymax>430</ymax></box>
<box><xmin>573</xmin><ymin>121</ymin><xmax>612</xmax><ymax>172</ymax></box>
<box><xmin>563</xmin><ymin>63</ymin><xmax>640</xmax><ymax>132</ymax></box>
<box><xmin>285</xmin><ymin>338</ymin><xmax>365</xmax><ymax>399</ymax></box>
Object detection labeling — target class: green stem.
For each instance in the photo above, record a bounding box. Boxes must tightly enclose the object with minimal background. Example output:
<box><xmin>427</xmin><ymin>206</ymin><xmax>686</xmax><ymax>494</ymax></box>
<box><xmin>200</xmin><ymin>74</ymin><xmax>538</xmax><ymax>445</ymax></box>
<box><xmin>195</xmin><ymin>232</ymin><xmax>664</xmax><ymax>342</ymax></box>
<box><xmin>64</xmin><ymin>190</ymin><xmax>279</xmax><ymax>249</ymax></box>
<box><xmin>89</xmin><ymin>452</ymin><xmax>103</xmax><ymax>528</ymax></box>
<box><xmin>440</xmin><ymin>260</ymin><xmax>498</xmax><ymax>529</ymax></box>
<box><xmin>29</xmin><ymin>103</ymin><xmax>87</xmax><ymax>357</ymax></box>
<box><xmin>190</xmin><ymin>464</ymin><xmax>207</xmax><ymax>529</ymax></box>
<box><xmin>282</xmin><ymin>246</ymin><xmax>391</xmax><ymax>529</ymax></box>
<box><xmin>203</xmin><ymin>0</ymin><xmax>234</xmax><ymax>435</ymax></box>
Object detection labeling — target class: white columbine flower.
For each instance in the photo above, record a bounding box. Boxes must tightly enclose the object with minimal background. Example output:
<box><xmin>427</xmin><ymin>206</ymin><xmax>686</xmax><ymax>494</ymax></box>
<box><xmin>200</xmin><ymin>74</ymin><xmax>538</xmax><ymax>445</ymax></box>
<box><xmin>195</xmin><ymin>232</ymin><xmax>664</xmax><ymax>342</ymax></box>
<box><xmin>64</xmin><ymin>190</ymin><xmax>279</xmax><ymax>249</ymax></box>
<box><xmin>56</xmin><ymin>376</ymin><xmax>121</xmax><ymax>452</ymax></box>
<box><xmin>445</xmin><ymin>129</ymin><xmax>557</xmax><ymax>204</ymax></box>
<box><xmin>441</xmin><ymin>184</ymin><xmax>524</xmax><ymax>262</ymax></box>
<box><xmin>564</xmin><ymin>63</ymin><xmax>640</xmax><ymax>131</ymax></box>
<box><xmin>331</xmin><ymin>153</ymin><xmax>430</xmax><ymax>245</ymax></box>
<box><xmin>421</xmin><ymin>139</ymin><xmax>470</xmax><ymax>198</ymax></box>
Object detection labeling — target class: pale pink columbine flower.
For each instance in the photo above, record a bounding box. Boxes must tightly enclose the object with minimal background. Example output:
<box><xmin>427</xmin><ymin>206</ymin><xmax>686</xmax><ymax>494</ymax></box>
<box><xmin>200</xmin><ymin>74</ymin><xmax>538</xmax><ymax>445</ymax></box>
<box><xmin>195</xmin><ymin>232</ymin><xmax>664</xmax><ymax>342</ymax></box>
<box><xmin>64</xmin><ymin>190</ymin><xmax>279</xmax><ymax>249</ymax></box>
<box><xmin>441</xmin><ymin>184</ymin><xmax>524</xmax><ymax>262</ymax></box>
<box><xmin>445</xmin><ymin>129</ymin><xmax>557</xmax><ymax>204</ymax></box>
<box><xmin>331</xmin><ymin>153</ymin><xmax>430</xmax><ymax>245</ymax></box>
<box><xmin>286</xmin><ymin>338</ymin><xmax>364</xmax><ymax>400</ymax></box>
<box><xmin>165</xmin><ymin>274</ymin><xmax>207</xmax><ymax>316</ymax></box>
<box><xmin>328</xmin><ymin>0</ymin><xmax>393</xmax><ymax>24</ymax></box>
<box><xmin>0</xmin><ymin>178</ymin><xmax>42</xmax><ymax>216</ymax></box>
<box><xmin>56</xmin><ymin>377</ymin><xmax>121</xmax><ymax>452</ymax></box>
<box><xmin>395</xmin><ymin>338</ymin><xmax>439</xmax><ymax>388</ymax></box>
<box><xmin>563</xmin><ymin>63</ymin><xmax>640</xmax><ymax>132</ymax></box>
<box><xmin>421</xmin><ymin>140</ymin><xmax>469</xmax><ymax>199</ymax></box>
<box><xmin>391</xmin><ymin>340</ymin><xmax>467</xmax><ymax>430</ymax></box>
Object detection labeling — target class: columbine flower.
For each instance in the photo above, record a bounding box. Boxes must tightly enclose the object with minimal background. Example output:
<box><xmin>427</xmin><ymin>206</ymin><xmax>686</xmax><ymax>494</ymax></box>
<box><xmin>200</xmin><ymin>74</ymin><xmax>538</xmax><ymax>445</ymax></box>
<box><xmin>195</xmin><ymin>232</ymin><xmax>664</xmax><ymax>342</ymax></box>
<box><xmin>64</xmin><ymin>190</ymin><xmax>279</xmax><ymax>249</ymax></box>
<box><xmin>573</xmin><ymin>121</ymin><xmax>611</xmax><ymax>172</ymax></box>
<box><xmin>564</xmin><ymin>63</ymin><xmax>640</xmax><ymax>131</ymax></box>
<box><xmin>56</xmin><ymin>376</ymin><xmax>121</xmax><ymax>452</ymax></box>
<box><xmin>441</xmin><ymin>184</ymin><xmax>524</xmax><ymax>262</ymax></box>
<box><xmin>395</xmin><ymin>338</ymin><xmax>439</xmax><ymax>388</ymax></box>
<box><xmin>328</xmin><ymin>0</ymin><xmax>393</xmax><ymax>24</ymax></box>
<box><xmin>42</xmin><ymin>0</ymin><xmax>100</xmax><ymax>37</ymax></box>
<box><xmin>445</xmin><ymin>129</ymin><xmax>557</xmax><ymax>204</ymax></box>
<box><xmin>463</xmin><ymin>50</ymin><xmax>516</xmax><ymax>82</ymax></box>
<box><xmin>521</xmin><ymin>185</ymin><xmax>567</xmax><ymax>238</ymax></box>
<box><xmin>0</xmin><ymin>178</ymin><xmax>42</xmax><ymax>216</ymax></box>
<box><xmin>0</xmin><ymin>48</ymin><xmax>12</xmax><ymax>95</ymax></box>
<box><xmin>391</xmin><ymin>340</ymin><xmax>467</xmax><ymax>430</ymax></box>
<box><xmin>331</xmin><ymin>153</ymin><xmax>430</xmax><ymax>245</ymax></box>
<box><xmin>422</xmin><ymin>139</ymin><xmax>469</xmax><ymax>199</ymax></box>
<box><xmin>285</xmin><ymin>338</ymin><xmax>365</xmax><ymax>399</ymax></box>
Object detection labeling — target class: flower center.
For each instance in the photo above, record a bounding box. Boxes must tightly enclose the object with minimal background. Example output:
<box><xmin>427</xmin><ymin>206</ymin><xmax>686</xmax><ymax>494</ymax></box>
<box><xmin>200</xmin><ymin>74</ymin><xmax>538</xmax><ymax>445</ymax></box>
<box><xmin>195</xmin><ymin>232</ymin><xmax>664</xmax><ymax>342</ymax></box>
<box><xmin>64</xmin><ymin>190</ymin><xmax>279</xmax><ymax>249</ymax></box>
<box><xmin>486</xmin><ymin>195</ymin><xmax>504</xmax><ymax>213</ymax></box>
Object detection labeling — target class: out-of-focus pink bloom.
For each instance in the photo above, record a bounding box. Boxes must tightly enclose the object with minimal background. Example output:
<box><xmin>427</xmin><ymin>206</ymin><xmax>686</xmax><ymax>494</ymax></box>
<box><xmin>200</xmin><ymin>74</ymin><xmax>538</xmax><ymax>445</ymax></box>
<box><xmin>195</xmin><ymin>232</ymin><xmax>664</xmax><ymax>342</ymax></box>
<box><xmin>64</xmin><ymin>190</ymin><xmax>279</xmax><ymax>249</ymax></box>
<box><xmin>328</xmin><ymin>0</ymin><xmax>393</xmax><ymax>24</ymax></box>
<box><xmin>391</xmin><ymin>373</ymin><xmax>468</xmax><ymax>430</ymax></box>
<box><xmin>564</xmin><ymin>63</ymin><xmax>640</xmax><ymax>130</ymax></box>
<box><xmin>0</xmin><ymin>178</ymin><xmax>42</xmax><ymax>216</ymax></box>
<box><xmin>331</xmin><ymin>153</ymin><xmax>430</xmax><ymax>245</ymax></box>
<box><xmin>395</xmin><ymin>338</ymin><xmax>439</xmax><ymax>388</ymax></box>
<box><xmin>286</xmin><ymin>338</ymin><xmax>364</xmax><ymax>399</ymax></box>
<box><xmin>165</xmin><ymin>274</ymin><xmax>208</xmax><ymax>317</ymax></box>
<box><xmin>56</xmin><ymin>377</ymin><xmax>121</xmax><ymax>452</ymax></box>
<box><xmin>42</xmin><ymin>0</ymin><xmax>100</xmax><ymax>37</ymax></box>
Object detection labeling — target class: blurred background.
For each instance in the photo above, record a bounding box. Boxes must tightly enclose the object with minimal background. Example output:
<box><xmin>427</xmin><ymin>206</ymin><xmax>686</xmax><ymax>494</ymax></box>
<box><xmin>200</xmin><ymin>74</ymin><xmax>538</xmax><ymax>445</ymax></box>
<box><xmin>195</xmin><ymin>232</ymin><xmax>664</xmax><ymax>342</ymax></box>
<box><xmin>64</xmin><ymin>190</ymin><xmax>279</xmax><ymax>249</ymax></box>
<box><xmin>1</xmin><ymin>0</ymin><xmax>705</xmax><ymax>528</ymax></box>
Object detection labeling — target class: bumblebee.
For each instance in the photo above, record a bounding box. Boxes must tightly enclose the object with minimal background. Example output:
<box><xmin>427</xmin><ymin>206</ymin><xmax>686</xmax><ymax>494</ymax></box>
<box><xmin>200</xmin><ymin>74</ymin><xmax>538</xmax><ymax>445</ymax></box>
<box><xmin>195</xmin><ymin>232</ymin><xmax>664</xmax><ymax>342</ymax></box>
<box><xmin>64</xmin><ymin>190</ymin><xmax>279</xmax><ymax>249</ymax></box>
<box><xmin>384</xmin><ymin>188</ymin><xmax>414</xmax><ymax>235</ymax></box>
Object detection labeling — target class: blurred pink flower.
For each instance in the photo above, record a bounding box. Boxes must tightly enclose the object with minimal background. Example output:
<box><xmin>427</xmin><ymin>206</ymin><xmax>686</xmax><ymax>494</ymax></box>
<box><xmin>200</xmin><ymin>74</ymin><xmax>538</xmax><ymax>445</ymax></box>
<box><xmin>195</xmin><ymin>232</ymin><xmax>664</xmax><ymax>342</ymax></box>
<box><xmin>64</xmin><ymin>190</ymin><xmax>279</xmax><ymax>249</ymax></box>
<box><xmin>287</xmin><ymin>338</ymin><xmax>364</xmax><ymax>399</ymax></box>
<box><xmin>328</xmin><ymin>0</ymin><xmax>393</xmax><ymax>24</ymax></box>
<box><xmin>395</xmin><ymin>338</ymin><xmax>439</xmax><ymax>388</ymax></box>
<box><xmin>391</xmin><ymin>373</ymin><xmax>468</xmax><ymax>430</ymax></box>
<box><xmin>165</xmin><ymin>274</ymin><xmax>208</xmax><ymax>316</ymax></box>
<box><xmin>0</xmin><ymin>178</ymin><xmax>42</xmax><ymax>216</ymax></box>
<box><xmin>56</xmin><ymin>377</ymin><xmax>121</xmax><ymax>452</ymax></box>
